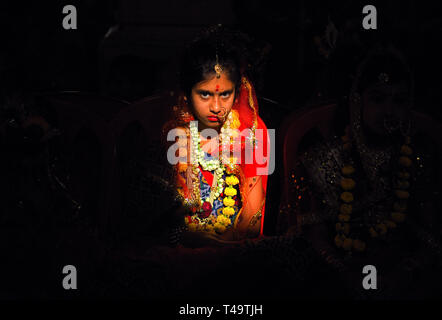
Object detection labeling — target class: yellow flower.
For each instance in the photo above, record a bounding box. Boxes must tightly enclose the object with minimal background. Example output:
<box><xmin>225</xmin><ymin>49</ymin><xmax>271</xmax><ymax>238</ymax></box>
<box><xmin>334</xmin><ymin>235</ymin><xmax>344</xmax><ymax>248</ymax></box>
<box><xmin>188</xmin><ymin>223</ymin><xmax>198</xmax><ymax>232</ymax></box>
<box><xmin>376</xmin><ymin>223</ymin><xmax>387</xmax><ymax>235</ymax></box>
<box><xmin>343</xmin><ymin>143</ymin><xmax>352</xmax><ymax>151</ymax></box>
<box><xmin>336</xmin><ymin>222</ymin><xmax>350</xmax><ymax>234</ymax></box>
<box><xmin>222</xmin><ymin>207</ymin><xmax>235</xmax><ymax>217</ymax></box>
<box><xmin>336</xmin><ymin>223</ymin><xmax>343</xmax><ymax>232</ymax></box>
<box><xmin>232</xmin><ymin>119</ymin><xmax>241</xmax><ymax>130</ymax></box>
<box><xmin>342</xmin><ymin>165</ymin><xmax>355</xmax><ymax>176</ymax></box>
<box><xmin>217</xmin><ymin>214</ymin><xmax>231</xmax><ymax>226</ymax></box>
<box><xmin>226</xmin><ymin>175</ymin><xmax>239</xmax><ymax>186</ymax></box>
<box><xmin>340</xmin><ymin>204</ymin><xmax>353</xmax><ymax>215</ymax></box>
<box><xmin>223</xmin><ymin>197</ymin><xmax>235</xmax><ymax>207</ymax></box>
<box><xmin>353</xmin><ymin>239</ymin><xmax>366</xmax><ymax>252</ymax></box>
<box><xmin>369</xmin><ymin>227</ymin><xmax>378</xmax><ymax>238</ymax></box>
<box><xmin>343</xmin><ymin>238</ymin><xmax>353</xmax><ymax>251</ymax></box>
<box><xmin>397</xmin><ymin>180</ymin><xmax>410</xmax><ymax>190</ymax></box>
<box><xmin>224</xmin><ymin>187</ymin><xmax>237</xmax><ymax>197</ymax></box>
<box><xmin>400</xmin><ymin>145</ymin><xmax>413</xmax><ymax>156</ymax></box>
<box><xmin>391</xmin><ymin>212</ymin><xmax>406</xmax><ymax>223</ymax></box>
<box><xmin>341</xmin><ymin>178</ymin><xmax>356</xmax><ymax>191</ymax></box>
<box><xmin>230</xmin><ymin>110</ymin><xmax>241</xmax><ymax>129</ymax></box>
<box><xmin>340</xmin><ymin>192</ymin><xmax>354</xmax><ymax>203</ymax></box>
<box><xmin>399</xmin><ymin>156</ymin><xmax>412</xmax><ymax>167</ymax></box>
<box><xmin>395</xmin><ymin>190</ymin><xmax>410</xmax><ymax>199</ymax></box>
<box><xmin>397</xmin><ymin>171</ymin><xmax>410</xmax><ymax>179</ymax></box>
<box><xmin>393</xmin><ymin>202</ymin><xmax>407</xmax><ymax>212</ymax></box>
<box><xmin>214</xmin><ymin>222</ymin><xmax>226</xmax><ymax>233</ymax></box>
<box><xmin>205</xmin><ymin>224</ymin><xmax>215</xmax><ymax>233</ymax></box>
<box><xmin>384</xmin><ymin>220</ymin><xmax>397</xmax><ymax>229</ymax></box>
<box><xmin>338</xmin><ymin>214</ymin><xmax>351</xmax><ymax>222</ymax></box>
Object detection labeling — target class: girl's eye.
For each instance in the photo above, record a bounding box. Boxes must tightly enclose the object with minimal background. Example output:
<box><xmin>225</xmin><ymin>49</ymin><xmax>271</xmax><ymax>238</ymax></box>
<box><xmin>221</xmin><ymin>92</ymin><xmax>230</xmax><ymax>98</ymax></box>
<box><xmin>200</xmin><ymin>93</ymin><xmax>210</xmax><ymax>99</ymax></box>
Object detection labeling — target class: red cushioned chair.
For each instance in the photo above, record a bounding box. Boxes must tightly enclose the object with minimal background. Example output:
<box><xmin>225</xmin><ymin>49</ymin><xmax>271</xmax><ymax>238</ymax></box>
<box><xmin>109</xmin><ymin>92</ymin><xmax>177</xmax><ymax>239</ymax></box>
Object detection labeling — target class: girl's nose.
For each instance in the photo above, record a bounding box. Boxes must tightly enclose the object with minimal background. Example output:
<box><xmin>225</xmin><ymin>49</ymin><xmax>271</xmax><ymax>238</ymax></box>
<box><xmin>210</xmin><ymin>97</ymin><xmax>221</xmax><ymax>113</ymax></box>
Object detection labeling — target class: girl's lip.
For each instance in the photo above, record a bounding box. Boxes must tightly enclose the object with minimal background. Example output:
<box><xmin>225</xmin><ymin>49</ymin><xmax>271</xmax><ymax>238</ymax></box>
<box><xmin>207</xmin><ymin>116</ymin><xmax>219</xmax><ymax>122</ymax></box>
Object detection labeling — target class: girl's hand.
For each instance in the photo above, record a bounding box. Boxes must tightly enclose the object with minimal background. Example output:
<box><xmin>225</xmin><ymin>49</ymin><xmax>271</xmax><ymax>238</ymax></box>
<box><xmin>181</xmin><ymin>229</ymin><xmax>243</xmax><ymax>248</ymax></box>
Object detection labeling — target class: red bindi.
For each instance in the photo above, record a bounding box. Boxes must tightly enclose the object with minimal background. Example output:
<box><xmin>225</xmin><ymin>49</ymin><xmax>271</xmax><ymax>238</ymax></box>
<box><xmin>216</xmin><ymin>85</ymin><xmax>219</xmax><ymax>92</ymax></box>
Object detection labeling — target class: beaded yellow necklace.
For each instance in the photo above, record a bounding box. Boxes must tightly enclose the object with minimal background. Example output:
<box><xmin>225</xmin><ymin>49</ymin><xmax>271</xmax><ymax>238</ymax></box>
<box><xmin>334</xmin><ymin>133</ymin><xmax>413</xmax><ymax>252</ymax></box>
<box><xmin>185</xmin><ymin>110</ymin><xmax>241</xmax><ymax>234</ymax></box>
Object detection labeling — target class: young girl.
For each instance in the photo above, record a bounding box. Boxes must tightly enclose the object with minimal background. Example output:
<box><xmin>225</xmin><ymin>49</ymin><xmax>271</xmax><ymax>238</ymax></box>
<box><xmin>164</xmin><ymin>28</ymin><xmax>271</xmax><ymax>246</ymax></box>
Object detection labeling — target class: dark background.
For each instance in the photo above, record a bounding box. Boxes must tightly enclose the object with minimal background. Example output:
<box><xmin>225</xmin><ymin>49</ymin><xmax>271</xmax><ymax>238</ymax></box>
<box><xmin>2</xmin><ymin>0</ymin><xmax>442</xmax><ymax>112</ymax></box>
<box><xmin>1</xmin><ymin>0</ymin><xmax>442</xmax><ymax>300</ymax></box>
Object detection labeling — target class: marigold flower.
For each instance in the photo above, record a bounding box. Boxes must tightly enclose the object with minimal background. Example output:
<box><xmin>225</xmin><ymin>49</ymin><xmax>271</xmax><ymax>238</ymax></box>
<box><xmin>224</xmin><ymin>187</ymin><xmax>237</xmax><ymax>197</ymax></box>
<box><xmin>340</xmin><ymin>204</ymin><xmax>353</xmax><ymax>215</ymax></box>
<box><xmin>338</xmin><ymin>214</ymin><xmax>351</xmax><ymax>222</ymax></box>
<box><xmin>232</xmin><ymin>119</ymin><xmax>241</xmax><ymax>130</ymax></box>
<box><xmin>226</xmin><ymin>176</ymin><xmax>239</xmax><ymax>186</ymax></box>
<box><xmin>334</xmin><ymin>235</ymin><xmax>344</xmax><ymax>248</ymax></box>
<box><xmin>188</xmin><ymin>223</ymin><xmax>198</xmax><ymax>232</ymax></box>
<box><xmin>384</xmin><ymin>220</ymin><xmax>397</xmax><ymax>229</ymax></box>
<box><xmin>205</xmin><ymin>224</ymin><xmax>215</xmax><ymax>233</ymax></box>
<box><xmin>393</xmin><ymin>202</ymin><xmax>407</xmax><ymax>212</ymax></box>
<box><xmin>369</xmin><ymin>227</ymin><xmax>378</xmax><ymax>238</ymax></box>
<box><xmin>343</xmin><ymin>238</ymin><xmax>353</xmax><ymax>251</ymax></box>
<box><xmin>223</xmin><ymin>197</ymin><xmax>235</xmax><ymax>207</ymax></box>
<box><xmin>217</xmin><ymin>214</ymin><xmax>231</xmax><ymax>226</ymax></box>
<box><xmin>342</xmin><ymin>165</ymin><xmax>355</xmax><ymax>176</ymax></box>
<box><xmin>397</xmin><ymin>180</ymin><xmax>410</xmax><ymax>189</ymax></box>
<box><xmin>353</xmin><ymin>239</ymin><xmax>366</xmax><ymax>252</ymax></box>
<box><xmin>391</xmin><ymin>212</ymin><xmax>406</xmax><ymax>223</ymax></box>
<box><xmin>400</xmin><ymin>145</ymin><xmax>413</xmax><ymax>156</ymax></box>
<box><xmin>395</xmin><ymin>190</ymin><xmax>410</xmax><ymax>199</ymax></box>
<box><xmin>397</xmin><ymin>171</ymin><xmax>410</xmax><ymax>179</ymax></box>
<box><xmin>336</xmin><ymin>223</ymin><xmax>342</xmax><ymax>232</ymax></box>
<box><xmin>214</xmin><ymin>222</ymin><xmax>226</xmax><ymax>233</ymax></box>
<box><xmin>222</xmin><ymin>207</ymin><xmax>235</xmax><ymax>217</ymax></box>
<box><xmin>399</xmin><ymin>156</ymin><xmax>412</xmax><ymax>167</ymax></box>
<box><xmin>340</xmin><ymin>192</ymin><xmax>354</xmax><ymax>203</ymax></box>
<box><xmin>230</xmin><ymin>110</ymin><xmax>241</xmax><ymax>129</ymax></box>
<box><xmin>341</xmin><ymin>178</ymin><xmax>356</xmax><ymax>190</ymax></box>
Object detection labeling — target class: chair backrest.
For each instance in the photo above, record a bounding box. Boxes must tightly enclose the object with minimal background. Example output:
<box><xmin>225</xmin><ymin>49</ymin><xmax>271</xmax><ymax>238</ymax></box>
<box><xmin>108</xmin><ymin>93</ymin><xmax>177</xmax><ymax>238</ymax></box>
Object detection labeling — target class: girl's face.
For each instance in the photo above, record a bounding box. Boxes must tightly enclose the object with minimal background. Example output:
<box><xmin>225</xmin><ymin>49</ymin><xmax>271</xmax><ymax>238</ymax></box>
<box><xmin>361</xmin><ymin>81</ymin><xmax>410</xmax><ymax>136</ymax></box>
<box><xmin>189</xmin><ymin>72</ymin><xmax>236</xmax><ymax>131</ymax></box>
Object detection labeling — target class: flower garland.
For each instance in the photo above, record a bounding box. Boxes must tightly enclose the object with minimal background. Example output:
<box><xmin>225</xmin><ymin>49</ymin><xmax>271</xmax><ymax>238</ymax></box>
<box><xmin>185</xmin><ymin>110</ymin><xmax>242</xmax><ymax>234</ymax></box>
<box><xmin>334</xmin><ymin>133</ymin><xmax>413</xmax><ymax>252</ymax></box>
